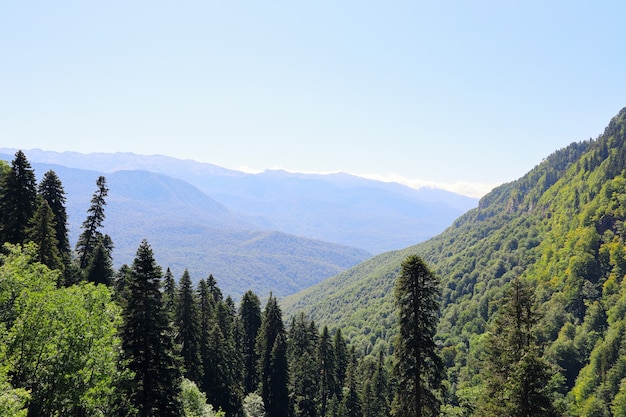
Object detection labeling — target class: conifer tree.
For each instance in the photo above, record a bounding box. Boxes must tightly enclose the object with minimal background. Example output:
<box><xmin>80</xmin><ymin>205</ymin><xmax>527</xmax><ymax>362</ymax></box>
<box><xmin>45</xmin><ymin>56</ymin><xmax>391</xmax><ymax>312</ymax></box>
<box><xmin>240</xmin><ymin>290</ymin><xmax>262</xmax><ymax>394</ymax></box>
<box><xmin>477</xmin><ymin>277</ymin><xmax>557</xmax><ymax>417</ymax></box>
<box><xmin>257</xmin><ymin>293</ymin><xmax>289</xmax><ymax>417</ymax></box>
<box><xmin>216</xmin><ymin>299</ymin><xmax>244</xmax><ymax>416</ymax></box>
<box><xmin>392</xmin><ymin>255</ymin><xmax>443</xmax><ymax>417</ymax></box>
<box><xmin>267</xmin><ymin>333</ymin><xmax>290</xmax><ymax>417</ymax></box>
<box><xmin>288</xmin><ymin>313</ymin><xmax>319</xmax><ymax>417</ymax></box>
<box><xmin>113</xmin><ymin>264</ymin><xmax>132</xmax><ymax>304</ymax></box>
<box><xmin>318</xmin><ymin>326</ymin><xmax>337</xmax><ymax>417</ymax></box>
<box><xmin>175</xmin><ymin>269</ymin><xmax>202</xmax><ymax>383</ymax></box>
<box><xmin>76</xmin><ymin>175</ymin><xmax>108</xmax><ymax>270</ymax></box>
<box><xmin>26</xmin><ymin>197</ymin><xmax>63</xmax><ymax>271</ymax></box>
<box><xmin>206</xmin><ymin>274</ymin><xmax>223</xmax><ymax>303</ymax></box>
<box><xmin>198</xmin><ymin>278</ymin><xmax>216</xmax><ymax>396</ymax></box>
<box><xmin>38</xmin><ymin>170</ymin><xmax>70</xmax><ymax>258</ymax></box>
<box><xmin>119</xmin><ymin>240</ymin><xmax>182</xmax><ymax>417</ymax></box>
<box><xmin>204</xmin><ymin>321</ymin><xmax>232</xmax><ymax>411</ymax></box>
<box><xmin>163</xmin><ymin>267</ymin><xmax>177</xmax><ymax>319</ymax></box>
<box><xmin>341</xmin><ymin>358</ymin><xmax>363</xmax><ymax>417</ymax></box>
<box><xmin>369</xmin><ymin>351</ymin><xmax>390</xmax><ymax>417</ymax></box>
<box><xmin>84</xmin><ymin>235</ymin><xmax>114</xmax><ymax>285</ymax></box>
<box><xmin>0</xmin><ymin>150</ymin><xmax>37</xmax><ymax>245</ymax></box>
<box><xmin>333</xmin><ymin>329</ymin><xmax>348</xmax><ymax>398</ymax></box>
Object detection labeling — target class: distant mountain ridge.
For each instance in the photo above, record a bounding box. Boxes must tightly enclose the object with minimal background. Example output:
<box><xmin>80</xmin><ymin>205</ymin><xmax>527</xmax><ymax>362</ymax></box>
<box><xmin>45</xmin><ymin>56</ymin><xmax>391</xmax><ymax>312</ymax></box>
<box><xmin>0</xmin><ymin>155</ymin><xmax>371</xmax><ymax>298</ymax></box>
<box><xmin>0</xmin><ymin>148</ymin><xmax>478</xmax><ymax>254</ymax></box>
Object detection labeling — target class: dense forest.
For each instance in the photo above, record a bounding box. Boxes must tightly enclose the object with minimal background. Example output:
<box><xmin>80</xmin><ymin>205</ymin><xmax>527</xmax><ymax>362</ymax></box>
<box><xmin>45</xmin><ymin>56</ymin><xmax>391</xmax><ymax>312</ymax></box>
<box><xmin>284</xmin><ymin>107</ymin><xmax>626</xmax><ymax>416</ymax></box>
<box><xmin>0</xmin><ymin>150</ymin><xmax>406</xmax><ymax>416</ymax></box>
<box><xmin>4</xmin><ymin>106</ymin><xmax>626</xmax><ymax>416</ymax></box>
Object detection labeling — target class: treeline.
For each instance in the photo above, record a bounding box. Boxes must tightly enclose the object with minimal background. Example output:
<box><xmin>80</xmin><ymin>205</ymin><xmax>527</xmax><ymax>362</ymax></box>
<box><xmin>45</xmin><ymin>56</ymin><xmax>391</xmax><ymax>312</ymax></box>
<box><xmin>0</xmin><ymin>150</ymin><xmax>403</xmax><ymax>417</ymax></box>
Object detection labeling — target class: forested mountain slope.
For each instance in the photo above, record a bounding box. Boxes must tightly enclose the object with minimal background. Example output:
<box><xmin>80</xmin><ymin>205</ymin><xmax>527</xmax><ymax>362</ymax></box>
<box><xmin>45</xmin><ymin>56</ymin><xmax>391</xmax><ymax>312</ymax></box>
<box><xmin>283</xmin><ymin>107</ymin><xmax>626</xmax><ymax>414</ymax></box>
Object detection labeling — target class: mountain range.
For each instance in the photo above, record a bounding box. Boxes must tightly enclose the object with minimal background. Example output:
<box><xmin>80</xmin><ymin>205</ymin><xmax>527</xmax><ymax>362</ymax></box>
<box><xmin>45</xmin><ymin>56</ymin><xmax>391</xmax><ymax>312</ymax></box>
<box><xmin>0</xmin><ymin>149</ymin><xmax>476</xmax><ymax>297</ymax></box>
<box><xmin>0</xmin><ymin>148</ymin><xmax>476</xmax><ymax>254</ymax></box>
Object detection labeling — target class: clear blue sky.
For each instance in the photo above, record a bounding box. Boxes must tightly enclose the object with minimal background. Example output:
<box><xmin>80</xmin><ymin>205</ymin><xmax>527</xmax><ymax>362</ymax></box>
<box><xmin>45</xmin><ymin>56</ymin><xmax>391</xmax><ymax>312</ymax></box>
<box><xmin>1</xmin><ymin>1</ymin><xmax>625</xmax><ymax>197</ymax></box>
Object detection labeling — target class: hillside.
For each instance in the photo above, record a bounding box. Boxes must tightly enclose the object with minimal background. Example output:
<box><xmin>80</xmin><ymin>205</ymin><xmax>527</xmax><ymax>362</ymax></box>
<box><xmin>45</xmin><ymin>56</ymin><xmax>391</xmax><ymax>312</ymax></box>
<box><xmin>282</xmin><ymin>107</ymin><xmax>626</xmax><ymax>414</ymax></box>
<box><xmin>1</xmin><ymin>149</ymin><xmax>478</xmax><ymax>253</ymax></box>
<box><xmin>0</xmin><ymin>159</ymin><xmax>372</xmax><ymax>298</ymax></box>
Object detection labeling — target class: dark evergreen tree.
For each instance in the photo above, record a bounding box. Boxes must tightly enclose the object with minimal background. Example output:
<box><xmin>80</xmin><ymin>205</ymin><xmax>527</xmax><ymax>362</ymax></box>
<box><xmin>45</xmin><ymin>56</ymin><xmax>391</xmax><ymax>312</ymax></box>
<box><xmin>477</xmin><ymin>277</ymin><xmax>557</xmax><ymax>417</ymax></box>
<box><xmin>368</xmin><ymin>351</ymin><xmax>390</xmax><ymax>417</ymax></box>
<box><xmin>333</xmin><ymin>329</ymin><xmax>348</xmax><ymax>399</ymax></box>
<box><xmin>288</xmin><ymin>313</ymin><xmax>319</xmax><ymax>417</ymax></box>
<box><xmin>318</xmin><ymin>326</ymin><xmax>337</xmax><ymax>417</ymax></box>
<box><xmin>239</xmin><ymin>290</ymin><xmax>262</xmax><ymax>394</ymax></box>
<box><xmin>113</xmin><ymin>264</ymin><xmax>132</xmax><ymax>305</ymax></box>
<box><xmin>38</xmin><ymin>170</ymin><xmax>70</xmax><ymax>258</ymax></box>
<box><xmin>266</xmin><ymin>333</ymin><xmax>290</xmax><ymax>417</ymax></box>
<box><xmin>175</xmin><ymin>269</ymin><xmax>202</xmax><ymax>383</ymax></box>
<box><xmin>204</xmin><ymin>321</ymin><xmax>232</xmax><ymax>412</ymax></box>
<box><xmin>206</xmin><ymin>274</ymin><xmax>223</xmax><ymax>303</ymax></box>
<box><xmin>75</xmin><ymin>175</ymin><xmax>108</xmax><ymax>270</ymax></box>
<box><xmin>0</xmin><ymin>150</ymin><xmax>37</xmax><ymax>245</ymax></box>
<box><xmin>163</xmin><ymin>267</ymin><xmax>177</xmax><ymax>319</ymax></box>
<box><xmin>198</xmin><ymin>278</ymin><xmax>216</xmax><ymax>396</ymax></box>
<box><xmin>84</xmin><ymin>235</ymin><xmax>114</xmax><ymax>285</ymax></box>
<box><xmin>392</xmin><ymin>255</ymin><xmax>443</xmax><ymax>417</ymax></box>
<box><xmin>118</xmin><ymin>240</ymin><xmax>182</xmax><ymax>417</ymax></box>
<box><xmin>341</xmin><ymin>358</ymin><xmax>363</xmax><ymax>417</ymax></box>
<box><xmin>217</xmin><ymin>299</ymin><xmax>244</xmax><ymax>416</ymax></box>
<box><xmin>258</xmin><ymin>293</ymin><xmax>288</xmax><ymax>417</ymax></box>
<box><xmin>26</xmin><ymin>197</ymin><xmax>63</xmax><ymax>271</ymax></box>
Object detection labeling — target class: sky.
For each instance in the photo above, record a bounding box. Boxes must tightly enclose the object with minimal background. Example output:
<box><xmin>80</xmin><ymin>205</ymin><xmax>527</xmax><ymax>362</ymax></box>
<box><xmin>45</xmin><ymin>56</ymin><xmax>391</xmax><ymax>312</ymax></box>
<box><xmin>1</xmin><ymin>1</ymin><xmax>626</xmax><ymax>198</ymax></box>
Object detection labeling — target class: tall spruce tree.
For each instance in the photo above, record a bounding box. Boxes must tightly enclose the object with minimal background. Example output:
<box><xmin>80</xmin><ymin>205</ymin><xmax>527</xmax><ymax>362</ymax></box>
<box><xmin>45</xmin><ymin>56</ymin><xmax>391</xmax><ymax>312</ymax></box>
<box><xmin>257</xmin><ymin>293</ymin><xmax>289</xmax><ymax>417</ymax></box>
<box><xmin>392</xmin><ymin>255</ymin><xmax>443</xmax><ymax>417</ymax></box>
<box><xmin>163</xmin><ymin>267</ymin><xmax>177</xmax><ymax>319</ymax></box>
<box><xmin>119</xmin><ymin>240</ymin><xmax>182</xmax><ymax>417</ymax></box>
<box><xmin>198</xmin><ymin>278</ymin><xmax>215</xmax><ymax>396</ymax></box>
<box><xmin>333</xmin><ymin>329</ymin><xmax>348</xmax><ymax>399</ymax></box>
<box><xmin>175</xmin><ymin>269</ymin><xmax>202</xmax><ymax>383</ymax></box>
<box><xmin>206</xmin><ymin>274</ymin><xmax>223</xmax><ymax>303</ymax></box>
<box><xmin>369</xmin><ymin>351</ymin><xmax>390</xmax><ymax>417</ymax></box>
<box><xmin>38</xmin><ymin>170</ymin><xmax>70</xmax><ymax>258</ymax></box>
<box><xmin>76</xmin><ymin>176</ymin><xmax>108</xmax><ymax>270</ymax></box>
<box><xmin>240</xmin><ymin>290</ymin><xmax>262</xmax><ymax>394</ymax></box>
<box><xmin>318</xmin><ymin>326</ymin><xmax>338</xmax><ymax>417</ymax></box>
<box><xmin>84</xmin><ymin>235</ymin><xmax>114</xmax><ymax>285</ymax></box>
<box><xmin>267</xmin><ymin>333</ymin><xmax>290</xmax><ymax>417</ymax></box>
<box><xmin>26</xmin><ymin>197</ymin><xmax>63</xmax><ymax>271</ymax></box>
<box><xmin>0</xmin><ymin>150</ymin><xmax>37</xmax><ymax>245</ymax></box>
<box><xmin>288</xmin><ymin>312</ymin><xmax>319</xmax><ymax>417</ymax></box>
<box><xmin>341</xmin><ymin>357</ymin><xmax>363</xmax><ymax>417</ymax></box>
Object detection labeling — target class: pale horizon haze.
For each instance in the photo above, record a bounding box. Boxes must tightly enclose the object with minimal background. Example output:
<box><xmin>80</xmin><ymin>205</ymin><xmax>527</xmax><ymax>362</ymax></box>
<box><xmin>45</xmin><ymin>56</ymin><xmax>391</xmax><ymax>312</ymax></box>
<box><xmin>2</xmin><ymin>1</ymin><xmax>626</xmax><ymax>198</ymax></box>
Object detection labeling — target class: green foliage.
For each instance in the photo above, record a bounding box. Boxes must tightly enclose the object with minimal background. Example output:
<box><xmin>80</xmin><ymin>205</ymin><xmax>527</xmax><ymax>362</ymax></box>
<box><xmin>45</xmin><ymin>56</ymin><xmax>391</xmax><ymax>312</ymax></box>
<box><xmin>284</xmin><ymin>107</ymin><xmax>626</xmax><ymax>413</ymax></box>
<box><xmin>180</xmin><ymin>378</ymin><xmax>224</xmax><ymax>417</ymax></box>
<box><xmin>0</xmin><ymin>243</ymin><xmax>121</xmax><ymax>416</ymax></box>
<box><xmin>242</xmin><ymin>392</ymin><xmax>265</xmax><ymax>417</ymax></box>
